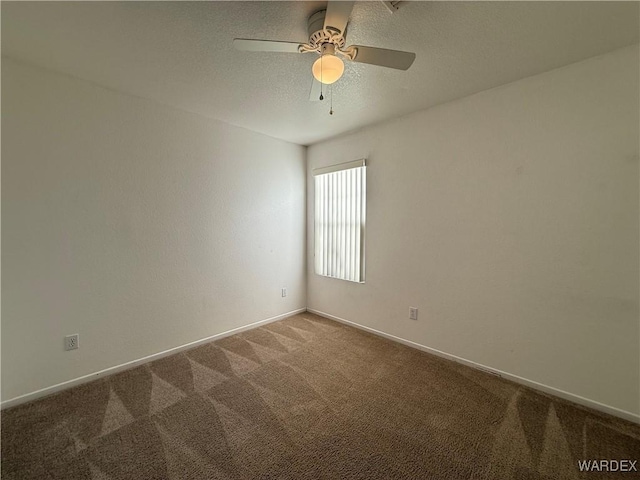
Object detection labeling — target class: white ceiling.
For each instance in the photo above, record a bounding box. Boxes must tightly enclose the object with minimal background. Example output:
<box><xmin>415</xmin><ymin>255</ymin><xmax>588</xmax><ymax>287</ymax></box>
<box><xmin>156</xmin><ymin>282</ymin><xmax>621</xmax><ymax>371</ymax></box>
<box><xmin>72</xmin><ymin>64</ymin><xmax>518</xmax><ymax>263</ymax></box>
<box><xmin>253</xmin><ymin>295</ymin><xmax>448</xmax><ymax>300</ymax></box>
<box><xmin>2</xmin><ymin>1</ymin><xmax>638</xmax><ymax>145</ymax></box>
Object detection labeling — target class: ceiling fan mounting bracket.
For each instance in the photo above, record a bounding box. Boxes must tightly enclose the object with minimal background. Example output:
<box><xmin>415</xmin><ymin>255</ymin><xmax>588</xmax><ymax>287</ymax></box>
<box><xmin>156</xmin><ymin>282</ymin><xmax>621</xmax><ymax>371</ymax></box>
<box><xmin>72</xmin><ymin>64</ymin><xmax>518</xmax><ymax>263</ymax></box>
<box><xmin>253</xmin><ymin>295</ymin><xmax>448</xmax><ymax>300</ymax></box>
<box><xmin>338</xmin><ymin>46</ymin><xmax>357</xmax><ymax>61</ymax></box>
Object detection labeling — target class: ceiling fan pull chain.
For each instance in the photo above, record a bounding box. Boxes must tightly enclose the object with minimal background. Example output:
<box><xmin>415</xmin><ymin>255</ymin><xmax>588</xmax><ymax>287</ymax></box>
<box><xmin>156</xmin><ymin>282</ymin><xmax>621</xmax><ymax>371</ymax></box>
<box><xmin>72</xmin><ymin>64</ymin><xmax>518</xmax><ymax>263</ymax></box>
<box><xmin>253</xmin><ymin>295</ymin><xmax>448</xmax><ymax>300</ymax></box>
<box><xmin>319</xmin><ymin>54</ymin><xmax>324</xmax><ymax>100</ymax></box>
<box><xmin>319</xmin><ymin>66</ymin><xmax>324</xmax><ymax>99</ymax></box>
<box><xmin>329</xmin><ymin>83</ymin><xmax>334</xmax><ymax>115</ymax></box>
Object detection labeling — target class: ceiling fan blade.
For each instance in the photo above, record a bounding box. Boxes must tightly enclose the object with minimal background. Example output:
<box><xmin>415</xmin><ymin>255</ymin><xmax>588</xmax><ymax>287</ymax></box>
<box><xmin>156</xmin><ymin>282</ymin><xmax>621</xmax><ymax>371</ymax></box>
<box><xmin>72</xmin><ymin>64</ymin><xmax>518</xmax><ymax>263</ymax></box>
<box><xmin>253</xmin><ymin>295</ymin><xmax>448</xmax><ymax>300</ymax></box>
<box><xmin>324</xmin><ymin>1</ymin><xmax>355</xmax><ymax>34</ymax></box>
<box><xmin>233</xmin><ymin>38</ymin><xmax>301</xmax><ymax>53</ymax></box>
<box><xmin>350</xmin><ymin>45</ymin><xmax>416</xmax><ymax>70</ymax></box>
<box><xmin>309</xmin><ymin>78</ymin><xmax>323</xmax><ymax>102</ymax></box>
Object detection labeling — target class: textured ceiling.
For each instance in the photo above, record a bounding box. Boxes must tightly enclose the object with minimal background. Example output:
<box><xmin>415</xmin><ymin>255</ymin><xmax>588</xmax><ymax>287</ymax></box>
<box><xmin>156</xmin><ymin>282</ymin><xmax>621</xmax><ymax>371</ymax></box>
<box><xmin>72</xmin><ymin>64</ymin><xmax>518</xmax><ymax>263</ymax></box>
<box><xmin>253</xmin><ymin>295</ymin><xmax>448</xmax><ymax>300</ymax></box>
<box><xmin>2</xmin><ymin>1</ymin><xmax>639</xmax><ymax>145</ymax></box>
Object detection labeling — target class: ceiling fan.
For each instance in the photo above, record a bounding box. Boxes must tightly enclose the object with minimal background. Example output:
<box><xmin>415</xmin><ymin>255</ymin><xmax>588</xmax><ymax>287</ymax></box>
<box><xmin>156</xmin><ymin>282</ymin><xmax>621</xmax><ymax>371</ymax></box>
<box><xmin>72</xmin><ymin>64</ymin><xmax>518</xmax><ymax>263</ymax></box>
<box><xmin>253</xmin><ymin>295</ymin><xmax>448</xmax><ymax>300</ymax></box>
<box><xmin>233</xmin><ymin>1</ymin><xmax>416</xmax><ymax>102</ymax></box>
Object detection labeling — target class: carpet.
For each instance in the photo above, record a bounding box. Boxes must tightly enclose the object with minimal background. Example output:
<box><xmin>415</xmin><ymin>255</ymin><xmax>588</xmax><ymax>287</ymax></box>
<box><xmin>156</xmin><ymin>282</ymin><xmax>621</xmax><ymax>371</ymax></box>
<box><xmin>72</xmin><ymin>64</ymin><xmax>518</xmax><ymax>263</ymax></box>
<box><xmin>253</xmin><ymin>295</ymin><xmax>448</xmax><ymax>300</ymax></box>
<box><xmin>2</xmin><ymin>312</ymin><xmax>639</xmax><ymax>479</ymax></box>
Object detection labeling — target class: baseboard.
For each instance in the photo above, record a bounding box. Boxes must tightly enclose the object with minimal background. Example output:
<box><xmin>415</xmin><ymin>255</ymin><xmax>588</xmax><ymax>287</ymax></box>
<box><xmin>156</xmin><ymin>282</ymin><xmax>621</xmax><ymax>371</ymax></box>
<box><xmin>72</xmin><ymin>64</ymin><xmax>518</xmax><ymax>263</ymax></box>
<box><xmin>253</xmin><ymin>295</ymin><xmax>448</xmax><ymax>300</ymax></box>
<box><xmin>307</xmin><ymin>308</ymin><xmax>640</xmax><ymax>425</ymax></box>
<box><xmin>1</xmin><ymin>308</ymin><xmax>306</xmax><ymax>410</ymax></box>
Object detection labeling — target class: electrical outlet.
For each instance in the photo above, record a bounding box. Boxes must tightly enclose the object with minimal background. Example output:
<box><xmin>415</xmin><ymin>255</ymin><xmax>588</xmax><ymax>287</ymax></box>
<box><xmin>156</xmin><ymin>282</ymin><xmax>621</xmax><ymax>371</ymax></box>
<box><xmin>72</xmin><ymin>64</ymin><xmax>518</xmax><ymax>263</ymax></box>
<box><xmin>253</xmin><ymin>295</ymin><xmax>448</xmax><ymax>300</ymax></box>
<box><xmin>281</xmin><ymin>287</ymin><xmax>287</xmax><ymax>298</ymax></box>
<box><xmin>409</xmin><ymin>307</ymin><xmax>418</xmax><ymax>321</ymax></box>
<box><xmin>64</xmin><ymin>334</ymin><xmax>79</xmax><ymax>351</ymax></box>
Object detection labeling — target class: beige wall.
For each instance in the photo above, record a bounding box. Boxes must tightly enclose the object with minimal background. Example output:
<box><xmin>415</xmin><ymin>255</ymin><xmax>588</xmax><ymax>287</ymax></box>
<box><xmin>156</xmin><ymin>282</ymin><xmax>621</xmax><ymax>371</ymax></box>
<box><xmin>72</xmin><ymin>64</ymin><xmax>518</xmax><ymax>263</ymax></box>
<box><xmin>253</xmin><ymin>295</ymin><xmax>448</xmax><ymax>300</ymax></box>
<box><xmin>307</xmin><ymin>45</ymin><xmax>640</xmax><ymax>417</ymax></box>
<box><xmin>2</xmin><ymin>59</ymin><xmax>306</xmax><ymax>402</ymax></box>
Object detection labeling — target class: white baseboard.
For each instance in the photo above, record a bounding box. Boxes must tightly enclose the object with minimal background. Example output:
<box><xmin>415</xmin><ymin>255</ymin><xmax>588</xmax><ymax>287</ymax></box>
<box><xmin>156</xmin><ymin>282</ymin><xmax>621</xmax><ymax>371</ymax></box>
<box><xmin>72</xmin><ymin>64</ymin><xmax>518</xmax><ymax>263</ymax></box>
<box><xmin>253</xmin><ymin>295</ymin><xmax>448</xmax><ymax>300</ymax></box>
<box><xmin>307</xmin><ymin>308</ymin><xmax>640</xmax><ymax>425</ymax></box>
<box><xmin>0</xmin><ymin>308</ymin><xmax>306</xmax><ymax>410</ymax></box>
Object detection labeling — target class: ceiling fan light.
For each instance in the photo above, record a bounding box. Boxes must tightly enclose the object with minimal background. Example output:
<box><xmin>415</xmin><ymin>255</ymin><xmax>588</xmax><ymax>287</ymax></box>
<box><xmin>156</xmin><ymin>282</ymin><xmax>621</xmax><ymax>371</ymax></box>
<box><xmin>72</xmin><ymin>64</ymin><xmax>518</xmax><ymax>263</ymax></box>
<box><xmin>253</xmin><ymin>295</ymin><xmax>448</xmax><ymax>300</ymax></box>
<box><xmin>312</xmin><ymin>54</ymin><xmax>344</xmax><ymax>85</ymax></box>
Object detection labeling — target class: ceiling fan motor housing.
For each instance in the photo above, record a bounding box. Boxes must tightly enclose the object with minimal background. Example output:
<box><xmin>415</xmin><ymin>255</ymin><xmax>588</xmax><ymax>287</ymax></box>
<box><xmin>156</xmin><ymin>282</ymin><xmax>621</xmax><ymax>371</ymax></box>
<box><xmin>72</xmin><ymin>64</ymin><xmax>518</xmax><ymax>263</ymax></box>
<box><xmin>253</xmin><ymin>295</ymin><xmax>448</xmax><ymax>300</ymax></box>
<box><xmin>307</xmin><ymin>10</ymin><xmax>326</xmax><ymax>37</ymax></box>
<box><xmin>305</xmin><ymin>10</ymin><xmax>346</xmax><ymax>51</ymax></box>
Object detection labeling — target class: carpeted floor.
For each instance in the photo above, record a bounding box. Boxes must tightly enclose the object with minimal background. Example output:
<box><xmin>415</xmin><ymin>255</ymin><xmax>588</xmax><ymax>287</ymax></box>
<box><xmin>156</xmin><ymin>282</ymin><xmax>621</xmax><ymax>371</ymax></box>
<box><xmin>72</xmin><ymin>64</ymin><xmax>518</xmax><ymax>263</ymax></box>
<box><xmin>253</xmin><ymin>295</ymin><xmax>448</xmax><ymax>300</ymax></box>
<box><xmin>2</xmin><ymin>312</ymin><xmax>639</xmax><ymax>479</ymax></box>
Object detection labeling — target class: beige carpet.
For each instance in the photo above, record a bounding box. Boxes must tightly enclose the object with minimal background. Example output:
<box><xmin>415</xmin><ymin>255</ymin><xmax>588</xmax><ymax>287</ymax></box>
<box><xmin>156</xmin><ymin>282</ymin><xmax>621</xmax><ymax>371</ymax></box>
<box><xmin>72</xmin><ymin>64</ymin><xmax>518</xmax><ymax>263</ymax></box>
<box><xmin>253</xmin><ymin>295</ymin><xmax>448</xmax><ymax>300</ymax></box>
<box><xmin>2</xmin><ymin>312</ymin><xmax>639</xmax><ymax>479</ymax></box>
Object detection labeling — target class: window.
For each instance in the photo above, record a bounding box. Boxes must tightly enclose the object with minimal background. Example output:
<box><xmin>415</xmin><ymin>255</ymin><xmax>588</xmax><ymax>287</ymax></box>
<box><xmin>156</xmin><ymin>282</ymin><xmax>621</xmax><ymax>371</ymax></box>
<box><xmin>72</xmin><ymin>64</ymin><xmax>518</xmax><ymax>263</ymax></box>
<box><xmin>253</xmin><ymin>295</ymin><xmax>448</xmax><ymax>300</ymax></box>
<box><xmin>313</xmin><ymin>159</ymin><xmax>366</xmax><ymax>283</ymax></box>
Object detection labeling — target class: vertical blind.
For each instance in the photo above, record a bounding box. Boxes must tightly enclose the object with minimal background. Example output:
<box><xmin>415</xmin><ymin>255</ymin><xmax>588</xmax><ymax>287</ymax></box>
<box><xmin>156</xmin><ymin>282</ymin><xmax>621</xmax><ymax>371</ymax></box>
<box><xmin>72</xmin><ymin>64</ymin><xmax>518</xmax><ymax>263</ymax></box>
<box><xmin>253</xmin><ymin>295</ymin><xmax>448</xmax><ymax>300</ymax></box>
<box><xmin>314</xmin><ymin>159</ymin><xmax>366</xmax><ymax>283</ymax></box>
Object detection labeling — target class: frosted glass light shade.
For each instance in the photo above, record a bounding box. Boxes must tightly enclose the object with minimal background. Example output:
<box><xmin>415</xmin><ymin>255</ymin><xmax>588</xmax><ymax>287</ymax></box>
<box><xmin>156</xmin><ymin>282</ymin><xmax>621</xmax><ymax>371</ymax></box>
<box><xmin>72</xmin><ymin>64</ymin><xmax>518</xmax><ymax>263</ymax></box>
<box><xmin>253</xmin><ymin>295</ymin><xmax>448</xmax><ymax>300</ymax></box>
<box><xmin>312</xmin><ymin>54</ymin><xmax>345</xmax><ymax>85</ymax></box>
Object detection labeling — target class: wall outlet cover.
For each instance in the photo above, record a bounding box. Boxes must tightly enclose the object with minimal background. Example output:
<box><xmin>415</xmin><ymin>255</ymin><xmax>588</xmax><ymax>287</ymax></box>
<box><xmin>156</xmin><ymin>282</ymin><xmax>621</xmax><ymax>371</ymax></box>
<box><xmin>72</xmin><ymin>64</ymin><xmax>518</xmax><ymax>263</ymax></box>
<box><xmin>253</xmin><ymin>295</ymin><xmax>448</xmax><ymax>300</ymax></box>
<box><xmin>409</xmin><ymin>307</ymin><xmax>418</xmax><ymax>321</ymax></box>
<box><xmin>64</xmin><ymin>334</ymin><xmax>79</xmax><ymax>351</ymax></box>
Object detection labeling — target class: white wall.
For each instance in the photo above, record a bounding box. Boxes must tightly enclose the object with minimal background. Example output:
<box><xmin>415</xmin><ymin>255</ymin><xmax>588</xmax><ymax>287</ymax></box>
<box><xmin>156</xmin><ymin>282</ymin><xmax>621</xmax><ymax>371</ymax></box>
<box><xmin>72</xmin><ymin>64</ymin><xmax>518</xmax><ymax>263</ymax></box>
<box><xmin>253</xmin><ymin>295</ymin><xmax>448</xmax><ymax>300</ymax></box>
<box><xmin>307</xmin><ymin>45</ymin><xmax>640</xmax><ymax>417</ymax></box>
<box><xmin>2</xmin><ymin>59</ymin><xmax>306</xmax><ymax>402</ymax></box>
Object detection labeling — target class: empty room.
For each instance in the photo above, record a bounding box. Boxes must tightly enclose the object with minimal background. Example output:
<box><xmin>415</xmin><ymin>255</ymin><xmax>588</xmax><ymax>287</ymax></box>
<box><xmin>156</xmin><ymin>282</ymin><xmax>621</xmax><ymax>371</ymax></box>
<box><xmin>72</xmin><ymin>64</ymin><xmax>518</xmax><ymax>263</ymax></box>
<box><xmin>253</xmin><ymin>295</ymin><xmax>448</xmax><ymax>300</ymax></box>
<box><xmin>2</xmin><ymin>1</ymin><xmax>639</xmax><ymax>478</ymax></box>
